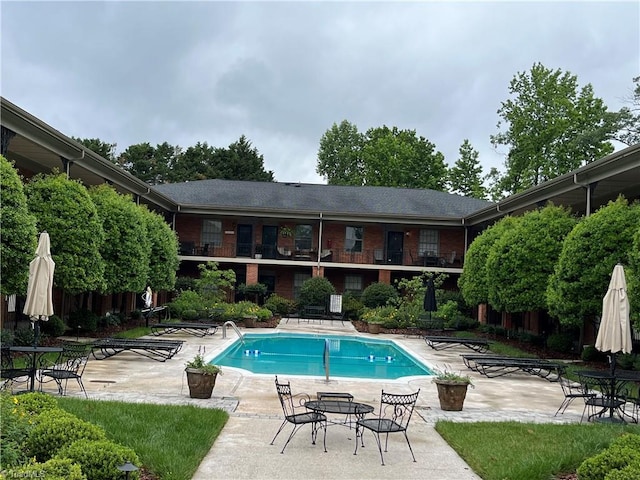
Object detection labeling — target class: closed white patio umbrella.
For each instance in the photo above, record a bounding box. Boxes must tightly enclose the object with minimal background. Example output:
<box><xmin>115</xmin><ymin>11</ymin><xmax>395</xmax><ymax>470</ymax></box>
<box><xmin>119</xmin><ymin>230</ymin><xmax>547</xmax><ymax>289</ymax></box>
<box><xmin>23</xmin><ymin>232</ymin><xmax>55</xmax><ymax>345</ymax></box>
<box><xmin>595</xmin><ymin>264</ymin><xmax>632</xmax><ymax>358</ymax></box>
<box><xmin>594</xmin><ymin>263</ymin><xmax>632</xmax><ymax>421</ymax></box>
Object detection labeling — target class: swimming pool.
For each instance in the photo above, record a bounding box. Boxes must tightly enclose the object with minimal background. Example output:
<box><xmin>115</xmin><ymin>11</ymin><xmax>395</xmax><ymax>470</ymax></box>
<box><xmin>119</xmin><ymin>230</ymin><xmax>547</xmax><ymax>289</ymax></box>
<box><xmin>209</xmin><ymin>333</ymin><xmax>434</xmax><ymax>380</ymax></box>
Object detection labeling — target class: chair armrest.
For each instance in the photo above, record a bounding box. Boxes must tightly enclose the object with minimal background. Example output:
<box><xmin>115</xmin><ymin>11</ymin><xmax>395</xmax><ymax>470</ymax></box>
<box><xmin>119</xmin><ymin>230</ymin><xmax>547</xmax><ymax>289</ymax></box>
<box><xmin>292</xmin><ymin>392</ymin><xmax>311</xmax><ymax>410</ymax></box>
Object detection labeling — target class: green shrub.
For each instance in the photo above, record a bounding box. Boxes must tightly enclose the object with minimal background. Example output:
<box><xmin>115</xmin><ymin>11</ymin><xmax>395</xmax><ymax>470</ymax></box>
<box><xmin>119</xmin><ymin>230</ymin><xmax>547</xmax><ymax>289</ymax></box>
<box><xmin>26</xmin><ymin>409</ymin><xmax>107</xmax><ymax>462</ymax></box>
<box><xmin>455</xmin><ymin>317</ymin><xmax>479</xmax><ymax>330</ymax></box>
<box><xmin>4</xmin><ymin>458</ymin><xmax>86</xmax><ymax>480</ymax></box>
<box><xmin>182</xmin><ymin>309</ymin><xmax>199</xmax><ymax>321</ymax></box>
<box><xmin>99</xmin><ymin>312</ymin><xmax>123</xmax><ymax>329</ymax></box>
<box><xmin>238</xmin><ymin>283</ymin><xmax>268</xmax><ymax>303</ymax></box>
<box><xmin>546</xmin><ymin>333</ymin><xmax>574</xmax><ymax>353</ymax></box>
<box><xmin>0</xmin><ymin>328</ymin><xmax>15</xmax><ymax>346</ymax></box>
<box><xmin>436</xmin><ymin>300</ymin><xmax>461</xmax><ymax>326</ymax></box>
<box><xmin>0</xmin><ymin>392</ymin><xmax>34</xmax><ymax>468</ymax></box>
<box><xmin>582</xmin><ymin>345</ymin><xmax>608</xmax><ymax>363</ymax></box>
<box><xmin>577</xmin><ymin>433</ymin><xmax>640</xmax><ymax>480</ymax></box>
<box><xmin>58</xmin><ymin>439</ymin><xmax>140</xmax><ymax>480</ymax></box>
<box><xmin>264</xmin><ymin>294</ymin><xmax>297</xmax><ymax>316</ymax></box>
<box><xmin>617</xmin><ymin>353</ymin><xmax>636</xmax><ymax>370</ymax></box>
<box><xmin>13</xmin><ymin>391</ymin><xmax>59</xmax><ymax>415</ymax></box>
<box><xmin>226</xmin><ymin>301</ymin><xmax>271</xmax><ymax>321</ymax></box>
<box><xmin>68</xmin><ymin>309</ymin><xmax>99</xmax><ymax>333</ymax></box>
<box><xmin>341</xmin><ymin>292</ymin><xmax>364</xmax><ymax>320</ymax></box>
<box><xmin>604</xmin><ymin>460</ymin><xmax>640</xmax><ymax>480</ymax></box>
<box><xmin>168</xmin><ymin>289</ymin><xmax>202</xmax><ymax>318</ymax></box>
<box><xmin>174</xmin><ymin>275</ymin><xmax>196</xmax><ymax>292</ymax></box>
<box><xmin>40</xmin><ymin>314</ymin><xmax>67</xmax><ymax>337</ymax></box>
<box><xmin>362</xmin><ymin>305</ymin><xmax>397</xmax><ymax>327</ymax></box>
<box><xmin>361</xmin><ymin>282</ymin><xmax>398</xmax><ymax>308</ymax></box>
<box><xmin>13</xmin><ymin>327</ymin><xmax>35</xmax><ymax>346</ymax></box>
<box><xmin>297</xmin><ymin>277</ymin><xmax>336</xmax><ymax>308</ymax></box>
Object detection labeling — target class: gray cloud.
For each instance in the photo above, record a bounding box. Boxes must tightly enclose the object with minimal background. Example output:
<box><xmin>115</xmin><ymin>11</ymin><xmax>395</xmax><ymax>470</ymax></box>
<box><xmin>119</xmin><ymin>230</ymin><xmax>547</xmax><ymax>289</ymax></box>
<box><xmin>2</xmin><ymin>1</ymin><xmax>638</xmax><ymax>184</ymax></box>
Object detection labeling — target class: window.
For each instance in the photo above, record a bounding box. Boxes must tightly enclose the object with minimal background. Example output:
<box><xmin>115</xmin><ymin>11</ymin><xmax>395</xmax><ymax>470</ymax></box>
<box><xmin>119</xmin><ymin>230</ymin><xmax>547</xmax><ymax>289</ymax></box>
<box><xmin>202</xmin><ymin>220</ymin><xmax>222</xmax><ymax>247</ymax></box>
<box><xmin>345</xmin><ymin>226</ymin><xmax>363</xmax><ymax>252</ymax></box>
<box><xmin>293</xmin><ymin>272</ymin><xmax>311</xmax><ymax>300</ymax></box>
<box><xmin>295</xmin><ymin>224</ymin><xmax>312</xmax><ymax>250</ymax></box>
<box><xmin>344</xmin><ymin>275</ymin><xmax>363</xmax><ymax>294</ymax></box>
<box><xmin>419</xmin><ymin>229</ymin><xmax>439</xmax><ymax>256</ymax></box>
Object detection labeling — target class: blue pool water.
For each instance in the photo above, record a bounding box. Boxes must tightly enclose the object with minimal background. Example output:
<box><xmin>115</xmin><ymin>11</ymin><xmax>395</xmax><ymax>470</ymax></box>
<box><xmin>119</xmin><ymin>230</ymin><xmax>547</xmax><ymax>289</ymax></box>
<box><xmin>210</xmin><ymin>333</ymin><xmax>434</xmax><ymax>380</ymax></box>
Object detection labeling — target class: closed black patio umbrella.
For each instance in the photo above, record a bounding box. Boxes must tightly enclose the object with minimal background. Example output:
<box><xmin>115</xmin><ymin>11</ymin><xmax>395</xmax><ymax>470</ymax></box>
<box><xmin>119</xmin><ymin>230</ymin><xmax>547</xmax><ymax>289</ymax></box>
<box><xmin>423</xmin><ymin>278</ymin><xmax>437</xmax><ymax>321</ymax></box>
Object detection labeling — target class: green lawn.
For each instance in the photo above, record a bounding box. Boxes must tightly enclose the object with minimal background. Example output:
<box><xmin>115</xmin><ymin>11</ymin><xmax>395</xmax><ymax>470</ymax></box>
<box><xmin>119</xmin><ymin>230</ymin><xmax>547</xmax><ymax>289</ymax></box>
<box><xmin>58</xmin><ymin>397</ymin><xmax>228</xmax><ymax>480</ymax></box>
<box><xmin>436</xmin><ymin>421</ymin><xmax>640</xmax><ymax>480</ymax></box>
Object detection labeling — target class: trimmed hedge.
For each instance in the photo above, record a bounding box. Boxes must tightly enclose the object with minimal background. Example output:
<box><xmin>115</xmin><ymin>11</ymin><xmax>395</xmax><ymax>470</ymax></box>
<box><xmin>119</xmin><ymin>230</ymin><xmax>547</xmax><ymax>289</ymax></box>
<box><xmin>25</xmin><ymin>409</ymin><xmax>107</xmax><ymax>462</ymax></box>
<box><xmin>58</xmin><ymin>439</ymin><xmax>140</xmax><ymax>480</ymax></box>
<box><xmin>577</xmin><ymin>433</ymin><xmax>640</xmax><ymax>480</ymax></box>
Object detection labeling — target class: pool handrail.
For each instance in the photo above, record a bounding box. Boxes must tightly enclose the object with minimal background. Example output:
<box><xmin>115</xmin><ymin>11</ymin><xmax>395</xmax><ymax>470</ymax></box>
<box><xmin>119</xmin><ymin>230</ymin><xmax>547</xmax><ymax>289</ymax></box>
<box><xmin>222</xmin><ymin>321</ymin><xmax>245</xmax><ymax>344</ymax></box>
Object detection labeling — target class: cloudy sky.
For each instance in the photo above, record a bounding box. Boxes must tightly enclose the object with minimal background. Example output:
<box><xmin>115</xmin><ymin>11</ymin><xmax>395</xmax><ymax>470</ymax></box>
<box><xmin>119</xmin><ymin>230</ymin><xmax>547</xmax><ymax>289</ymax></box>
<box><xmin>2</xmin><ymin>1</ymin><xmax>638</xmax><ymax>184</ymax></box>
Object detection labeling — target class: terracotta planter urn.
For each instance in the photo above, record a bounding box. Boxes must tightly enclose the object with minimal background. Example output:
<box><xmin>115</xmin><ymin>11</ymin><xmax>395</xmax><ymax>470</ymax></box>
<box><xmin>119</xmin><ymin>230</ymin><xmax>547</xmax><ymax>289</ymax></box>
<box><xmin>368</xmin><ymin>323</ymin><xmax>383</xmax><ymax>334</ymax></box>
<box><xmin>434</xmin><ymin>379</ymin><xmax>470</xmax><ymax>411</ymax></box>
<box><xmin>243</xmin><ymin>315</ymin><xmax>257</xmax><ymax>328</ymax></box>
<box><xmin>185</xmin><ymin>369</ymin><xmax>218</xmax><ymax>399</ymax></box>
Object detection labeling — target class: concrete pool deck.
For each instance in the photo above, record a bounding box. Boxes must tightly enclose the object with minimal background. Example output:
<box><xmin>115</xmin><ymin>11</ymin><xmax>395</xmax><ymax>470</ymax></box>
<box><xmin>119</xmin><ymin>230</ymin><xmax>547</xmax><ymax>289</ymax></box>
<box><xmin>50</xmin><ymin>319</ymin><xmax>585</xmax><ymax>479</ymax></box>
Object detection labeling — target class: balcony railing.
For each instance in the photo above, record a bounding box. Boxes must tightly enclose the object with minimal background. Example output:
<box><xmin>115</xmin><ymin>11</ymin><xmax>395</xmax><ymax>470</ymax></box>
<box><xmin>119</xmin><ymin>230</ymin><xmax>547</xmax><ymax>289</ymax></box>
<box><xmin>180</xmin><ymin>242</ymin><xmax>462</xmax><ymax>268</ymax></box>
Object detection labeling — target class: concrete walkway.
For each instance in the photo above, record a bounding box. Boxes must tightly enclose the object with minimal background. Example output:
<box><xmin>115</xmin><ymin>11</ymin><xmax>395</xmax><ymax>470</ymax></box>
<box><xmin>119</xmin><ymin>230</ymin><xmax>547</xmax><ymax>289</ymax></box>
<box><xmin>50</xmin><ymin>320</ymin><xmax>584</xmax><ymax>479</ymax></box>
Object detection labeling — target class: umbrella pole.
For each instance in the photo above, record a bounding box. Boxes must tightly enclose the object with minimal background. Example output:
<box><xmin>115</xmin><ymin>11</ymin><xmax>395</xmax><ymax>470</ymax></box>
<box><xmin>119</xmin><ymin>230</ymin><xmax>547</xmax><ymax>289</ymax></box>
<box><xmin>609</xmin><ymin>354</ymin><xmax>616</xmax><ymax>420</ymax></box>
<box><xmin>33</xmin><ymin>320</ymin><xmax>40</xmax><ymax>347</ymax></box>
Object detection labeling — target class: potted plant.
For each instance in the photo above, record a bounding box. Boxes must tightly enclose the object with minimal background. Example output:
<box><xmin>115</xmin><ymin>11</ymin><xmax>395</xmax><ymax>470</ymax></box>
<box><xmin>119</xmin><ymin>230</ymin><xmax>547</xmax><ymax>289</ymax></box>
<box><xmin>280</xmin><ymin>225</ymin><xmax>293</xmax><ymax>238</ymax></box>
<box><xmin>432</xmin><ymin>368</ymin><xmax>473</xmax><ymax>411</ymax></box>
<box><xmin>367</xmin><ymin>319</ymin><xmax>384</xmax><ymax>334</ymax></box>
<box><xmin>185</xmin><ymin>353</ymin><xmax>222</xmax><ymax>399</ymax></box>
<box><xmin>254</xmin><ymin>244</ymin><xmax>263</xmax><ymax>259</ymax></box>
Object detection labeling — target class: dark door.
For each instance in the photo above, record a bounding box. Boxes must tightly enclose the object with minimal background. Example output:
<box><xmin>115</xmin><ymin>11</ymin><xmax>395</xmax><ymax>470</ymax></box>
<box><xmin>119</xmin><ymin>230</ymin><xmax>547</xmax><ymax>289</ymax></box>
<box><xmin>386</xmin><ymin>231</ymin><xmax>404</xmax><ymax>265</ymax></box>
<box><xmin>262</xmin><ymin>226</ymin><xmax>278</xmax><ymax>259</ymax></box>
<box><xmin>258</xmin><ymin>272</ymin><xmax>276</xmax><ymax>299</ymax></box>
<box><xmin>236</xmin><ymin>224</ymin><xmax>253</xmax><ymax>257</ymax></box>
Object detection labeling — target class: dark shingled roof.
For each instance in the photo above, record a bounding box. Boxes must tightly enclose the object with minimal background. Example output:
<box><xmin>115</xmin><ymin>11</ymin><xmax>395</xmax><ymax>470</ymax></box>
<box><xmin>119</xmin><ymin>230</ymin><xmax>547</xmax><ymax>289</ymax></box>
<box><xmin>154</xmin><ymin>180</ymin><xmax>494</xmax><ymax>219</ymax></box>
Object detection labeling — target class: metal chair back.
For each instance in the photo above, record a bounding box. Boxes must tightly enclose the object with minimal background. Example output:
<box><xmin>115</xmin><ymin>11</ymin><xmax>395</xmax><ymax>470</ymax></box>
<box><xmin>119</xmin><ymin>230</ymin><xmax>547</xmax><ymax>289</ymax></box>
<box><xmin>40</xmin><ymin>342</ymin><xmax>90</xmax><ymax>396</ymax></box>
<box><xmin>377</xmin><ymin>390</ymin><xmax>420</xmax><ymax>432</ymax></box>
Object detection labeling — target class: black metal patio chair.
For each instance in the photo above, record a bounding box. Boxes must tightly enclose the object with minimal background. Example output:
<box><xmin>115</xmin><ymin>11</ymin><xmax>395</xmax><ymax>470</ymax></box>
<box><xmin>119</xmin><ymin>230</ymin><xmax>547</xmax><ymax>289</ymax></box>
<box><xmin>554</xmin><ymin>374</ymin><xmax>595</xmax><ymax>422</ymax></box>
<box><xmin>270</xmin><ymin>376</ymin><xmax>327</xmax><ymax>454</ymax></box>
<box><xmin>0</xmin><ymin>346</ymin><xmax>31</xmax><ymax>392</ymax></box>
<box><xmin>354</xmin><ymin>389</ymin><xmax>420</xmax><ymax>465</ymax></box>
<box><xmin>38</xmin><ymin>342</ymin><xmax>91</xmax><ymax>397</ymax></box>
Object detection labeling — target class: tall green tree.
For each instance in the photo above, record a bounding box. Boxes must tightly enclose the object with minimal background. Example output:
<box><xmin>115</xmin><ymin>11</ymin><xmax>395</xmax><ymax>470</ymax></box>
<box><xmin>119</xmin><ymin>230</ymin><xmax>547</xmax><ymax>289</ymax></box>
<box><xmin>547</xmin><ymin>197</ymin><xmax>640</xmax><ymax>329</ymax></box>
<box><xmin>628</xmin><ymin>225</ymin><xmax>640</xmax><ymax>326</ymax></box>
<box><xmin>458</xmin><ymin>216</ymin><xmax>517</xmax><ymax>307</ymax></box>
<box><xmin>169</xmin><ymin>141</ymin><xmax>215</xmax><ymax>182</ymax></box>
<box><xmin>25</xmin><ymin>173</ymin><xmax>105</xmax><ymax>296</ymax></box>
<box><xmin>141</xmin><ymin>207</ymin><xmax>179</xmax><ymax>292</ymax></box>
<box><xmin>361</xmin><ymin>126</ymin><xmax>447</xmax><ymax>189</ymax></box>
<box><xmin>448</xmin><ymin>140</ymin><xmax>486</xmax><ymax>199</ymax></box>
<box><xmin>212</xmin><ymin>135</ymin><xmax>275</xmax><ymax>182</ymax></box>
<box><xmin>615</xmin><ymin>76</ymin><xmax>640</xmax><ymax>146</ymax></box>
<box><xmin>490</xmin><ymin>63</ymin><xmax>622</xmax><ymax>197</ymax></box>
<box><xmin>73</xmin><ymin>137</ymin><xmax>118</xmax><ymax>162</ymax></box>
<box><xmin>0</xmin><ymin>155</ymin><xmax>38</xmax><ymax>295</ymax></box>
<box><xmin>89</xmin><ymin>185</ymin><xmax>151</xmax><ymax>296</ymax></box>
<box><xmin>119</xmin><ymin>142</ymin><xmax>175</xmax><ymax>185</ymax></box>
<box><xmin>316</xmin><ymin>120</ymin><xmax>364</xmax><ymax>185</ymax></box>
<box><xmin>485</xmin><ymin>205</ymin><xmax>576</xmax><ymax>313</ymax></box>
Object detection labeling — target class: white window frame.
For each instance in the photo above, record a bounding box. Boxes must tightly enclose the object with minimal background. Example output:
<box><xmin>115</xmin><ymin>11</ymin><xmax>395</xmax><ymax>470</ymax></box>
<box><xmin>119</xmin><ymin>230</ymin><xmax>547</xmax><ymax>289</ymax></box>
<box><xmin>295</xmin><ymin>225</ymin><xmax>313</xmax><ymax>251</ymax></box>
<box><xmin>293</xmin><ymin>272</ymin><xmax>311</xmax><ymax>300</ymax></box>
<box><xmin>419</xmin><ymin>229</ymin><xmax>439</xmax><ymax>256</ymax></box>
<box><xmin>202</xmin><ymin>220</ymin><xmax>223</xmax><ymax>247</ymax></box>
<box><xmin>344</xmin><ymin>275</ymin><xmax>363</xmax><ymax>294</ymax></box>
<box><xmin>345</xmin><ymin>226</ymin><xmax>363</xmax><ymax>252</ymax></box>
